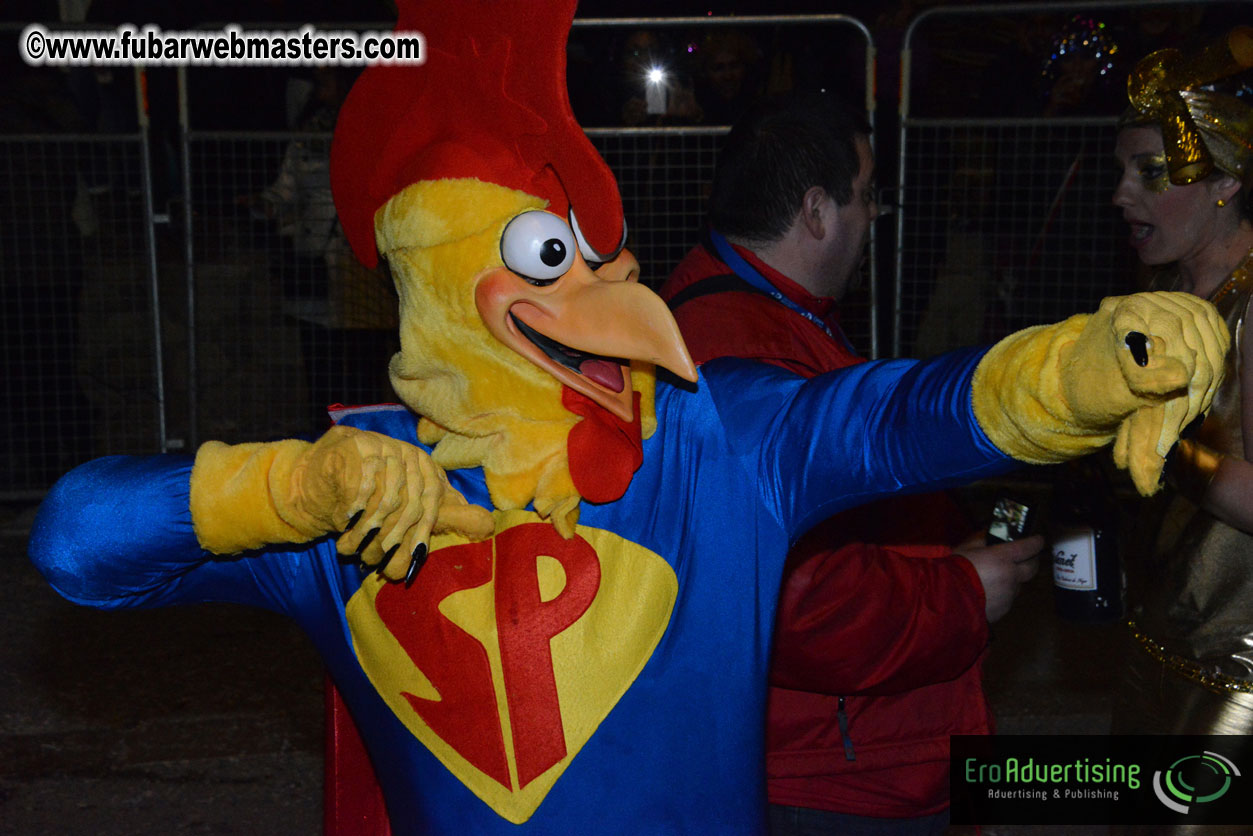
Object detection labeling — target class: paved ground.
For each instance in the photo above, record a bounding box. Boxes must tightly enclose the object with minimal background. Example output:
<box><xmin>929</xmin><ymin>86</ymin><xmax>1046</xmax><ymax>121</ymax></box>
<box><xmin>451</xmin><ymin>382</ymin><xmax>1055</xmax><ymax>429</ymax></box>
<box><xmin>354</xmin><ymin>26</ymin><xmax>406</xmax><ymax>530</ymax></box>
<box><xmin>0</xmin><ymin>503</ymin><xmax>324</xmax><ymax>836</ymax></box>
<box><xmin>0</xmin><ymin>498</ymin><xmax>1123</xmax><ymax>835</ymax></box>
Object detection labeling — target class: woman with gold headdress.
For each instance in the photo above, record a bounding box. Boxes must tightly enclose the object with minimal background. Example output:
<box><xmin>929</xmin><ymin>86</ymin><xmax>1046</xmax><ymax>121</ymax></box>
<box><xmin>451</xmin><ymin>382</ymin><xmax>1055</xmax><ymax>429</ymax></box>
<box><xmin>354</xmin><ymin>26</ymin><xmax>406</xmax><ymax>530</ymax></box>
<box><xmin>1112</xmin><ymin>27</ymin><xmax>1253</xmax><ymax>757</ymax></box>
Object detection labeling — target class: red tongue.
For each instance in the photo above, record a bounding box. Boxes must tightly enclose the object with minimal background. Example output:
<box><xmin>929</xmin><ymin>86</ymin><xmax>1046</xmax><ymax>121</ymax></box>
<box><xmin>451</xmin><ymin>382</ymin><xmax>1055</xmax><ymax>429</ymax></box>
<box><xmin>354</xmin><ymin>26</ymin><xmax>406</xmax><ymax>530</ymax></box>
<box><xmin>578</xmin><ymin>358</ymin><xmax>624</xmax><ymax>393</ymax></box>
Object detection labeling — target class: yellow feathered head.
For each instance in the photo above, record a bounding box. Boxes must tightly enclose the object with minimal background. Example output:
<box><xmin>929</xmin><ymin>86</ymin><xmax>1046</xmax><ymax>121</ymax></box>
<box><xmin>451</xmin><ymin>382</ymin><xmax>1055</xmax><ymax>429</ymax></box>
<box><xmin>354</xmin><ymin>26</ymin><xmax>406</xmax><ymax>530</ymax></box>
<box><xmin>330</xmin><ymin>0</ymin><xmax>695</xmax><ymax>535</ymax></box>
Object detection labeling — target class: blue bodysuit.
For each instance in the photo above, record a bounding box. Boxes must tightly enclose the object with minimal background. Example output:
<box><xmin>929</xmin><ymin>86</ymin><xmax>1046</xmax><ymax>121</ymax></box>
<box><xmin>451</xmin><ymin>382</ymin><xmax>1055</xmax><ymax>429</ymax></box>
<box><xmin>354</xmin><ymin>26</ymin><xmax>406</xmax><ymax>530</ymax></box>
<box><xmin>30</xmin><ymin>353</ymin><xmax>1010</xmax><ymax>835</ymax></box>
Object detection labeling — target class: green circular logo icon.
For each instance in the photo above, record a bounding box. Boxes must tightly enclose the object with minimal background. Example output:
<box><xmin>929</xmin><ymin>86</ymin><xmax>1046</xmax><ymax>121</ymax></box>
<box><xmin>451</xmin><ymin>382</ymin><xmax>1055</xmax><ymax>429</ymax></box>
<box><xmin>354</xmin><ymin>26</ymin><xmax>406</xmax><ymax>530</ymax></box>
<box><xmin>1153</xmin><ymin>751</ymin><xmax>1240</xmax><ymax>814</ymax></box>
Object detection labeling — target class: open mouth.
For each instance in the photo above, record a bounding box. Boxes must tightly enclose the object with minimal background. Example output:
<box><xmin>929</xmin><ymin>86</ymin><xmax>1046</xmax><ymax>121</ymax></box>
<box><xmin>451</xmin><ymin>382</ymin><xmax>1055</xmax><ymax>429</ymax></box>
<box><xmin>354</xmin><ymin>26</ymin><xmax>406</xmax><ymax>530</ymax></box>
<box><xmin>510</xmin><ymin>312</ymin><xmax>626</xmax><ymax>393</ymax></box>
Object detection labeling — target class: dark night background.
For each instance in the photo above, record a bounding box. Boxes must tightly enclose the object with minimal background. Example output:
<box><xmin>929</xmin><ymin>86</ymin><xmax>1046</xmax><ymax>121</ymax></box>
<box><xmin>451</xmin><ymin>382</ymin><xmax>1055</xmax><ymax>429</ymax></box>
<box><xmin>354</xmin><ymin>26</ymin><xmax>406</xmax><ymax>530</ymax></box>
<box><xmin>6</xmin><ymin>2</ymin><xmax>1247</xmax><ymax>133</ymax></box>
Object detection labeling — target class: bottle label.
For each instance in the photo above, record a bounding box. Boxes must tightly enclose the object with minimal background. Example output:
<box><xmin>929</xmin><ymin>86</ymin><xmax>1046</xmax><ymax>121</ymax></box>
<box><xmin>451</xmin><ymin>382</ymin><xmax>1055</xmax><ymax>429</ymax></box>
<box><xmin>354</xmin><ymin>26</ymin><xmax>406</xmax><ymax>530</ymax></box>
<box><xmin>1052</xmin><ymin>526</ymin><xmax>1097</xmax><ymax>591</ymax></box>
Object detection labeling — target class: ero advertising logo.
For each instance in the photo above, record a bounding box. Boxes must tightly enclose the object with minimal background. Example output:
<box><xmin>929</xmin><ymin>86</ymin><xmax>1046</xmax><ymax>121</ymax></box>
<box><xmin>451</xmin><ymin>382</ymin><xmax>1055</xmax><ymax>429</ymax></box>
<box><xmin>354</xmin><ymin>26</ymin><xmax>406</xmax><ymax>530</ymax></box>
<box><xmin>951</xmin><ymin>735</ymin><xmax>1250</xmax><ymax>827</ymax></box>
<box><xmin>960</xmin><ymin>755</ymin><xmax>1140</xmax><ymax>803</ymax></box>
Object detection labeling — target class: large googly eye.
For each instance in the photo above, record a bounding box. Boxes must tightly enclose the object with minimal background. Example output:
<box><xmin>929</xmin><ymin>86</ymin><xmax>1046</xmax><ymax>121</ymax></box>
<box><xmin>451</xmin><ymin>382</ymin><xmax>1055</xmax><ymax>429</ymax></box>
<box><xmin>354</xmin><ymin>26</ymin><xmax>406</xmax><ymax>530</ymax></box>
<box><xmin>500</xmin><ymin>211</ymin><xmax>576</xmax><ymax>285</ymax></box>
<box><xmin>570</xmin><ymin>209</ymin><xmax>627</xmax><ymax>268</ymax></box>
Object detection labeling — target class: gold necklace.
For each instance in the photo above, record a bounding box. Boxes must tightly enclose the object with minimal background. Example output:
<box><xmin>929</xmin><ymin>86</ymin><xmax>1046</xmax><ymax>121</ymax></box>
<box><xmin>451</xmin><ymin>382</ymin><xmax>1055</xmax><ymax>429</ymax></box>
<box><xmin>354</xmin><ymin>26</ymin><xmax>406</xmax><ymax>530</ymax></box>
<box><xmin>1207</xmin><ymin>246</ymin><xmax>1253</xmax><ymax>306</ymax></box>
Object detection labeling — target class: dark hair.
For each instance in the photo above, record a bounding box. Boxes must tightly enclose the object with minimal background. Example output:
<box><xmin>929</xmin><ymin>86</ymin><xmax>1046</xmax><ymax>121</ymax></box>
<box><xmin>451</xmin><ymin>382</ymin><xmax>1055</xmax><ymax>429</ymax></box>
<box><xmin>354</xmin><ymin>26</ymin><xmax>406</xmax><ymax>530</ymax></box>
<box><xmin>708</xmin><ymin>91</ymin><xmax>871</xmax><ymax>244</ymax></box>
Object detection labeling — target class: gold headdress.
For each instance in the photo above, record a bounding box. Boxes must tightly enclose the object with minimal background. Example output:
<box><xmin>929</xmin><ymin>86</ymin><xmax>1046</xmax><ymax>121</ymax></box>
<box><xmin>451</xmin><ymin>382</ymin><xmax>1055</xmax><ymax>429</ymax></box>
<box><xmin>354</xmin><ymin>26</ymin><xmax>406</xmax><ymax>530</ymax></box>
<box><xmin>1125</xmin><ymin>26</ymin><xmax>1253</xmax><ymax>184</ymax></box>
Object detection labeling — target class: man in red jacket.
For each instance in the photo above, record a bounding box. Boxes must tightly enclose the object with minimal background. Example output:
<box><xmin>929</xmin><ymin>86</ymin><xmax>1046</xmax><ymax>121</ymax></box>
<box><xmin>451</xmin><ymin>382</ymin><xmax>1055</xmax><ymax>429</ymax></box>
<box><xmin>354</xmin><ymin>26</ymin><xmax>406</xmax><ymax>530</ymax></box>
<box><xmin>658</xmin><ymin>92</ymin><xmax>1041</xmax><ymax>835</ymax></box>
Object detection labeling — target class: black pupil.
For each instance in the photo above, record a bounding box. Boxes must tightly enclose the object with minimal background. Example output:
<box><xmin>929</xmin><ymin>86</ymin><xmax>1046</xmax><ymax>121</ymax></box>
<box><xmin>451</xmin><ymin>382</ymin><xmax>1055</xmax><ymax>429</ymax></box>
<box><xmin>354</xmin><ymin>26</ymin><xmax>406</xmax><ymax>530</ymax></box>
<box><xmin>540</xmin><ymin>238</ymin><xmax>566</xmax><ymax>267</ymax></box>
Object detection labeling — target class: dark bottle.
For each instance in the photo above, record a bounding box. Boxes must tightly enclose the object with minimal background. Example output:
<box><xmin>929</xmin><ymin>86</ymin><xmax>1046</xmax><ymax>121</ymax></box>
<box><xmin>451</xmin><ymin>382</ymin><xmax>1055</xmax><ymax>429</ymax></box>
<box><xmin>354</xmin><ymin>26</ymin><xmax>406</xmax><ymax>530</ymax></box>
<box><xmin>1049</xmin><ymin>459</ymin><xmax>1124</xmax><ymax>622</ymax></box>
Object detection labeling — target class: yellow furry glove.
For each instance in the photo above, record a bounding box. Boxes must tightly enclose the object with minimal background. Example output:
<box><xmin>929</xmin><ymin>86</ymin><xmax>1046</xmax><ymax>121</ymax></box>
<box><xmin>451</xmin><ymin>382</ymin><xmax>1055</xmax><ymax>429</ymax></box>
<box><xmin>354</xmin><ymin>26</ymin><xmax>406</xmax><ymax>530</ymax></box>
<box><xmin>972</xmin><ymin>292</ymin><xmax>1229</xmax><ymax>495</ymax></box>
<box><xmin>190</xmin><ymin>425</ymin><xmax>494</xmax><ymax>579</ymax></box>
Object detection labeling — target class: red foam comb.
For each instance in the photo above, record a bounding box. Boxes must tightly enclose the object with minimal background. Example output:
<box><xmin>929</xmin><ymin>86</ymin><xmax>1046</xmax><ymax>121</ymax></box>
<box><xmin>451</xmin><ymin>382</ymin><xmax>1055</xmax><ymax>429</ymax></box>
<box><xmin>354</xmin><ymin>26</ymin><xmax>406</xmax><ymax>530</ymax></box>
<box><xmin>330</xmin><ymin>0</ymin><xmax>624</xmax><ymax>268</ymax></box>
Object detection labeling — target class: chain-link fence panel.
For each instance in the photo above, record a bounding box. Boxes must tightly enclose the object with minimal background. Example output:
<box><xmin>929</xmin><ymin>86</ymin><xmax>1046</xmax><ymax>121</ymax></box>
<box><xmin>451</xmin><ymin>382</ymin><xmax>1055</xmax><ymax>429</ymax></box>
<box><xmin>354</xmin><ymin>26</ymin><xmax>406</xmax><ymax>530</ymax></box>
<box><xmin>589</xmin><ymin>128</ymin><xmax>723</xmax><ymax>290</ymax></box>
<box><xmin>2</xmin><ymin>21</ymin><xmax>167</xmax><ymax>498</ymax></box>
<box><xmin>897</xmin><ymin>117</ymin><xmax>1133</xmax><ymax>359</ymax></box>
<box><xmin>1</xmin><ymin>134</ymin><xmax>162</xmax><ymax>497</ymax></box>
<box><xmin>182</xmin><ymin>131</ymin><xmax>398</xmax><ymax>445</ymax></box>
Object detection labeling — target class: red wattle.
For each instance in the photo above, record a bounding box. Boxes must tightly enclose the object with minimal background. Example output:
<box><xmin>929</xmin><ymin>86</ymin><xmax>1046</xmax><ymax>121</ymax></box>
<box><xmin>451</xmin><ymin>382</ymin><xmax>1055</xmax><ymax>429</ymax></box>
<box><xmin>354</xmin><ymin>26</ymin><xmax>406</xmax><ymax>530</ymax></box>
<box><xmin>562</xmin><ymin>386</ymin><xmax>643</xmax><ymax>503</ymax></box>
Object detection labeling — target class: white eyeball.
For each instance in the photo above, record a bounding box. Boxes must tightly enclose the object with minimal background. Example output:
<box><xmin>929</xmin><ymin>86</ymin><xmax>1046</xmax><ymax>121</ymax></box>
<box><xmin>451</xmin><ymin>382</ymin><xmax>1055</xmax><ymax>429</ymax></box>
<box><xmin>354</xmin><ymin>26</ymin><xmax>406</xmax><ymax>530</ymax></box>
<box><xmin>500</xmin><ymin>210</ymin><xmax>576</xmax><ymax>285</ymax></box>
<box><xmin>570</xmin><ymin>209</ymin><xmax>627</xmax><ymax>267</ymax></box>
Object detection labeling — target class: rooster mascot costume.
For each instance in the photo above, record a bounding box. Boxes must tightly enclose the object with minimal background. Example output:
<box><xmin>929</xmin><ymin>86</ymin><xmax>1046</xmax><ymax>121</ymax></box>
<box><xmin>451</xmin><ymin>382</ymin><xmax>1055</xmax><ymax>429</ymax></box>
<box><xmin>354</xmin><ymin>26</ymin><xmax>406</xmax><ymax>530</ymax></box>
<box><xmin>29</xmin><ymin>2</ymin><xmax>1234</xmax><ymax>834</ymax></box>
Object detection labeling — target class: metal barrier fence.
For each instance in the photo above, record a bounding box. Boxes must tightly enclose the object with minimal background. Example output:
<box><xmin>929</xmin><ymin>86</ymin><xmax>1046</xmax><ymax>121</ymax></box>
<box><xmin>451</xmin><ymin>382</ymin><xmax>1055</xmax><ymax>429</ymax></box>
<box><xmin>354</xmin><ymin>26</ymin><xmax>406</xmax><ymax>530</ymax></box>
<box><xmin>9</xmin><ymin>4</ymin><xmax>1253</xmax><ymax>496</ymax></box>
<box><xmin>588</xmin><ymin>127</ymin><xmax>727</xmax><ymax>291</ymax></box>
<box><xmin>0</xmin><ymin>15</ymin><xmax>873</xmax><ymax>497</ymax></box>
<box><xmin>572</xmin><ymin>15</ymin><xmax>876</xmax><ymax>357</ymax></box>
<box><xmin>26</xmin><ymin>7</ymin><xmax>1253</xmax><ymax>496</ymax></box>
<box><xmin>1</xmin><ymin>22</ymin><xmax>172</xmax><ymax>498</ymax></box>
<box><xmin>172</xmin><ymin>14</ymin><xmax>875</xmax><ymax>452</ymax></box>
<box><xmin>894</xmin><ymin>0</ymin><xmax>1253</xmax><ymax>358</ymax></box>
<box><xmin>3</xmin><ymin>133</ymin><xmax>164</xmax><ymax>497</ymax></box>
<box><xmin>896</xmin><ymin>115</ymin><xmax>1127</xmax><ymax>358</ymax></box>
<box><xmin>180</xmin><ymin>130</ymin><xmax>392</xmax><ymax>450</ymax></box>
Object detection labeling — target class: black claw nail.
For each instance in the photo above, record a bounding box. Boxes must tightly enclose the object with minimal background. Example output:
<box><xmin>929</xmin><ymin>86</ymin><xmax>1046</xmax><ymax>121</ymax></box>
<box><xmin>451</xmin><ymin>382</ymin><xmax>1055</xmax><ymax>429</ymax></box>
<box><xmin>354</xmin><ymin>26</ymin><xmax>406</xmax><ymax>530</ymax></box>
<box><xmin>375</xmin><ymin>544</ymin><xmax>400</xmax><ymax>576</ymax></box>
<box><xmin>355</xmin><ymin>527</ymin><xmax>380</xmax><ymax>555</ymax></box>
<box><xmin>405</xmin><ymin>543</ymin><xmax>429</xmax><ymax>588</ymax></box>
<box><xmin>1125</xmin><ymin>332</ymin><xmax>1149</xmax><ymax>367</ymax></box>
<box><xmin>346</xmin><ymin>509</ymin><xmax>364</xmax><ymax>531</ymax></box>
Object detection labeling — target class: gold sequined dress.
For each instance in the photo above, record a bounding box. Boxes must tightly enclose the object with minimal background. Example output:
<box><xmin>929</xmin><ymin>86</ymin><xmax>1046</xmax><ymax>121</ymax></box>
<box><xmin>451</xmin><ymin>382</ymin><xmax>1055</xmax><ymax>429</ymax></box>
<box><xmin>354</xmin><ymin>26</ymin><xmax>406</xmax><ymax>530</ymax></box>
<box><xmin>1115</xmin><ymin>252</ymin><xmax>1253</xmax><ymax>742</ymax></box>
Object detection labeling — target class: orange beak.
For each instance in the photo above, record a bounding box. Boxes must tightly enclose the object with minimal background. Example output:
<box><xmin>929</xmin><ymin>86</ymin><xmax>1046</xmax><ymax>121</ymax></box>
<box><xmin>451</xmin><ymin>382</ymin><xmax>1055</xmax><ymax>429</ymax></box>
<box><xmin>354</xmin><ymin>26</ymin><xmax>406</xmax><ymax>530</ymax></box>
<box><xmin>475</xmin><ymin>248</ymin><xmax>698</xmax><ymax>422</ymax></box>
